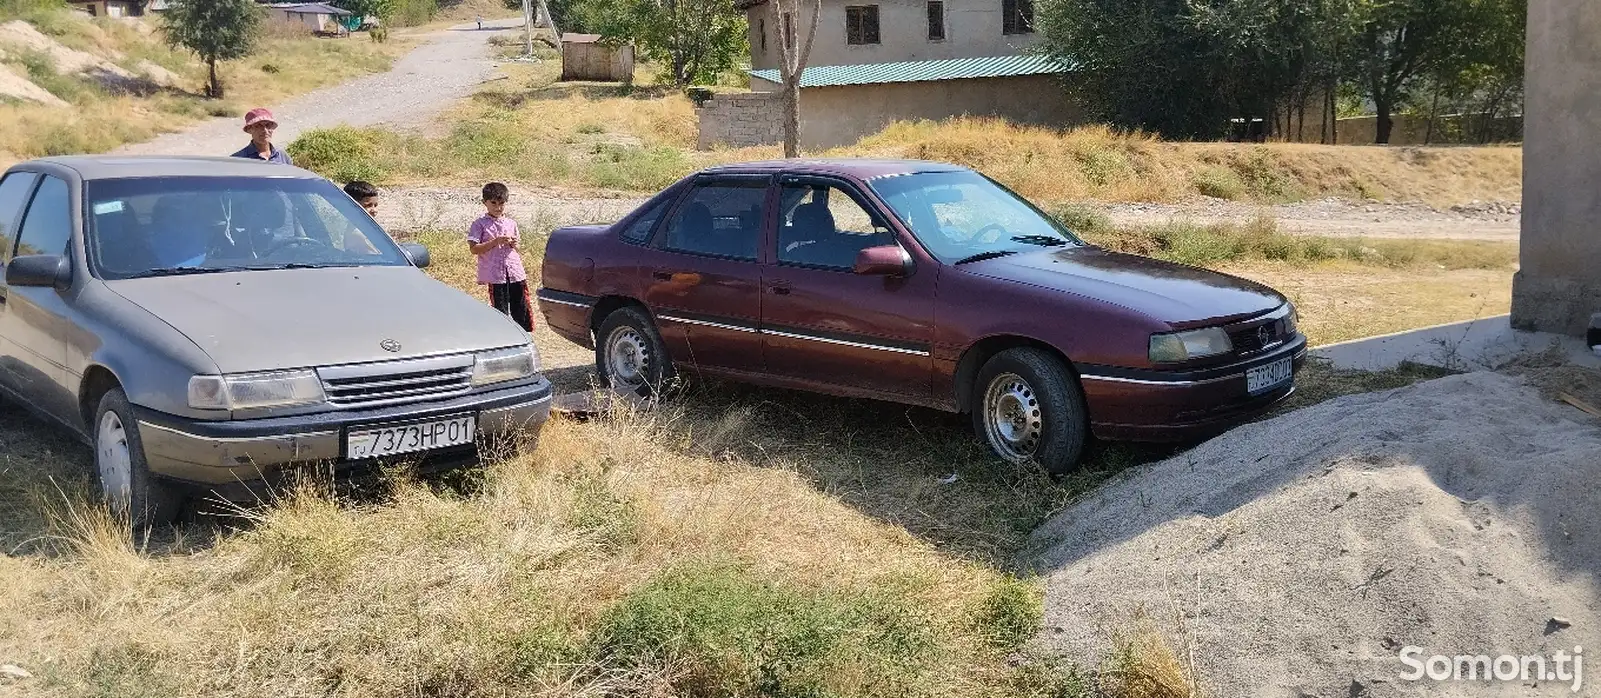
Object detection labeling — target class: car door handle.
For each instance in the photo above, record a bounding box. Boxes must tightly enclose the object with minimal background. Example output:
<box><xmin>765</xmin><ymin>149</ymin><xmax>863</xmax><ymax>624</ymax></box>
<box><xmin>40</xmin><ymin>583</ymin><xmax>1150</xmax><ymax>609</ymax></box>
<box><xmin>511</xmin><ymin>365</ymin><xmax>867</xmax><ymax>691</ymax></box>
<box><xmin>651</xmin><ymin>270</ymin><xmax>673</xmax><ymax>281</ymax></box>
<box><xmin>769</xmin><ymin>281</ymin><xmax>791</xmax><ymax>295</ymax></box>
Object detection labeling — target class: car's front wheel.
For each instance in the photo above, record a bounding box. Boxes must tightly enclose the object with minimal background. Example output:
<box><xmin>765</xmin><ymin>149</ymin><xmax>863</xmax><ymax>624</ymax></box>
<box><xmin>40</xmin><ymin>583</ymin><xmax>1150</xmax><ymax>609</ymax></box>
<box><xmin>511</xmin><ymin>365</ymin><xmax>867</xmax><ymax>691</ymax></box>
<box><xmin>972</xmin><ymin>348</ymin><xmax>1088</xmax><ymax>476</ymax></box>
<box><xmin>94</xmin><ymin>388</ymin><xmax>184</xmax><ymax>530</ymax></box>
<box><xmin>595</xmin><ymin>306</ymin><xmax>674</xmax><ymax>398</ymax></box>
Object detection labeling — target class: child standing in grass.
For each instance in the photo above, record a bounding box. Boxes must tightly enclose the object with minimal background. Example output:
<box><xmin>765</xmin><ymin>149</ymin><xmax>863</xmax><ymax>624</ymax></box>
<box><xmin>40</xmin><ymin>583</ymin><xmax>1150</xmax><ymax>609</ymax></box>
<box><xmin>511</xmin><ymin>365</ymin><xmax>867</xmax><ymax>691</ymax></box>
<box><xmin>468</xmin><ymin>182</ymin><xmax>533</xmax><ymax>332</ymax></box>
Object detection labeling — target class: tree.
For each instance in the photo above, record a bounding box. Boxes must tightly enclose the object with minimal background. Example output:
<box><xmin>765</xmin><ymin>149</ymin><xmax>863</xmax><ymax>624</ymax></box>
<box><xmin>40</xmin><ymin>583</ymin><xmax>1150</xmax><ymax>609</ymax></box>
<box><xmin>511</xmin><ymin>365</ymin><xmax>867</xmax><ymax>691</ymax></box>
<box><xmin>586</xmin><ymin>0</ymin><xmax>746</xmax><ymax>86</ymax></box>
<box><xmin>162</xmin><ymin>0</ymin><xmax>262</xmax><ymax>99</ymax></box>
<box><xmin>767</xmin><ymin>0</ymin><xmax>819</xmax><ymax>157</ymax></box>
<box><xmin>333</xmin><ymin>0</ymin><xmax>396</xmax><ymax>24</ymax></box>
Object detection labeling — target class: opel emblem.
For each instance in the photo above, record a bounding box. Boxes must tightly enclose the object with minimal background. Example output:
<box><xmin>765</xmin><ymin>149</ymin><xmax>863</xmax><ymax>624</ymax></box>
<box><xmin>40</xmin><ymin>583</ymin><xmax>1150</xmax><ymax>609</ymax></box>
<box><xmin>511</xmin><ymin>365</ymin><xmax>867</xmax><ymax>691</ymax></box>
<box><xmin>380</xmin><ymin>339</ymin><xmax>402</xmax><ymax>352</ymax></box>
<box><xmin>1257</xmin><ymin>325</ymin><xmax>1272</xmax><ymax>345</ymax></box>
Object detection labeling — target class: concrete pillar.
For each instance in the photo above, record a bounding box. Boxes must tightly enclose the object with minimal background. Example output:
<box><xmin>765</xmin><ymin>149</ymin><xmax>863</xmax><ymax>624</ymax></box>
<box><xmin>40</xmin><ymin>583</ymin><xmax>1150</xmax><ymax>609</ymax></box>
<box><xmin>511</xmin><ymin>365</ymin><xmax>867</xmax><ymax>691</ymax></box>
<box><xmin>1512</xmin><ymin>0</ymin><xmax>1601</xmax><ymax>336</ymax></box>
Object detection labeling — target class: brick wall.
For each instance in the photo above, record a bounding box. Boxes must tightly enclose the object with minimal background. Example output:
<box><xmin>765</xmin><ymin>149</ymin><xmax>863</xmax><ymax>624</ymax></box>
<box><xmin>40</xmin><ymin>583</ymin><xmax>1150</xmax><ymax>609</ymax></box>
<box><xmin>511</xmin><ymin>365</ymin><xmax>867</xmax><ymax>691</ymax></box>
<box><xmin>695</xmin><ymin>92</ymin><xmax>784</xmax><ymax>149</ymax></box>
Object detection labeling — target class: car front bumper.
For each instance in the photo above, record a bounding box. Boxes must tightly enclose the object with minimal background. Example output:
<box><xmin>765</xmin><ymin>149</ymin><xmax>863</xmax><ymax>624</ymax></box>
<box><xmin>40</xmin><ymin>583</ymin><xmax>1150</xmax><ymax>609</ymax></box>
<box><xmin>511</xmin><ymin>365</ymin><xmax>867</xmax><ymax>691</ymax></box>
<box><xmin>1079</xmin><ymin>340</ymin><xmax>1308</xmax><ymax>443</ymax></box>
<box><xmin>132</xmin><ymin>375</ymin><xmax>553</xmax><ymax>489</ymax></box>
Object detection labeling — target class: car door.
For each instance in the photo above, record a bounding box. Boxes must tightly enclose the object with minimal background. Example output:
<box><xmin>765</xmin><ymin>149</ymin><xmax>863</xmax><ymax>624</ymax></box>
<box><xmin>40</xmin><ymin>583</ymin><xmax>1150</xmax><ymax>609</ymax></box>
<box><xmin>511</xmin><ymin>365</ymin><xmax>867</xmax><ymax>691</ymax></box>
<box><xmin>760</xmin><ymin>175</ymin><xmax>936</xmax><ymax>400</ymax></box>
<box><xmin>0</xmin><ymin>174</ymin><xmax>79</xmax><ymax>424</ymax></box>
<box><xmin>638</xmin><ymin>175</ymin><xmax>770</xmax><ymax>376</ymax></box>
<box><xmin>0</xmin><ymin>171</ymin><xmax>40</xmax><ymax>400</ymax></box>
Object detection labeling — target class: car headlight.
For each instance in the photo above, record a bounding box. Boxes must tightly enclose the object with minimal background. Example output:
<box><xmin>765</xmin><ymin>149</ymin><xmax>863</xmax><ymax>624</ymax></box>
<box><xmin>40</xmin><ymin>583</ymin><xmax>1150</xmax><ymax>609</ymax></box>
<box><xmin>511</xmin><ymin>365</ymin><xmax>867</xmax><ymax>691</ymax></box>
<box><xmin>472</xmin><ymin>344</ymin><xmax>538</xmax><ymax>386</ymax></box>
<box><xmin>187</xmin><ymin>370</ymin><xmax>326</xmax><ymax>411</ymax></box>
<box><xmin>1149</xmin><ymin>327</ymin><xmax>1233</xmax><ymax>363</ymax></box>
<box><xmin>1285</xmin><ymin>303</ymin><xmax>1299</xmax><ymax>336</ymax></box>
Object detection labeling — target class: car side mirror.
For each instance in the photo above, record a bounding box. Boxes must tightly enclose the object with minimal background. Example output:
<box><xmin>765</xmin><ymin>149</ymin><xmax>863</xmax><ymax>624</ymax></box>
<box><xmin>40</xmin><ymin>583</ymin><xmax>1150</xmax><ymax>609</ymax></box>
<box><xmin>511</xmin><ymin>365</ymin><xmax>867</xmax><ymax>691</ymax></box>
<box><xmin>853</xmin><ymin>244</ymin><xmax>911</xmax><ymax>277</ymax></box>
<box><xmin>6</xmin><ymin>254</ymin><xmax>71</xmax><ymax>289</ymax></box>
<box><xmin>401</xmin><ymin>243</ymin><xmax>431</xmax><ymax>269</ymax></box>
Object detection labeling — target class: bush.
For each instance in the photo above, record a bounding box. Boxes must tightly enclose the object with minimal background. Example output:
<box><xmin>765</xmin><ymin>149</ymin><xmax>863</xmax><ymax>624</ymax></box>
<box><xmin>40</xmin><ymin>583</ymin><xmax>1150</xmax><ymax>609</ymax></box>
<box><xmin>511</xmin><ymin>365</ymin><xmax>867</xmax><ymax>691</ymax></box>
<box><xmin>287</xmin><ymin>126</ymin><xmax>390</xmax><ymax>183</ymax></box>
<box><xmin>1050</xmin><ymin>203</ymin><xmax>1111</xmax><ymax>236</ymax></box>
<box><xmin>1193</xmin><ymin>166</ymin><xmax>1246</xmax><ymax>200</ymax></box>
<box><xmin>971</xmin><ymin>574</ymin><xmax>1044</xmax><ymax>651</ymax></box>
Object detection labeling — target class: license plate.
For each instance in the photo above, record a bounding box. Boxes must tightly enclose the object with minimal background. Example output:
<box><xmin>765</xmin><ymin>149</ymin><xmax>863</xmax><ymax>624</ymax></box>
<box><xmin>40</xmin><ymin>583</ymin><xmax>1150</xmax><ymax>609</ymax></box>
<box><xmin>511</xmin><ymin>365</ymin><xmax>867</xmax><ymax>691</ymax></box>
<box><xmin>1245</xmin><ymin>357</ymin><xmax>1293</xmax><ymax>394</ymax></box>
<box><xmin>346</xmin><ymin>415</ymin><xmax>476</xmax><ymax>460</ymax></box>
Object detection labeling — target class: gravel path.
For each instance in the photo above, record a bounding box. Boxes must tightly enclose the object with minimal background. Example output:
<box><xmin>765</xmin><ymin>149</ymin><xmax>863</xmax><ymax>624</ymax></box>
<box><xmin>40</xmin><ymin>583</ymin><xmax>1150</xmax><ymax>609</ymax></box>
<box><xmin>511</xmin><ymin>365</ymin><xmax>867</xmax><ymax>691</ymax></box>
<box><xmin>111</xmin><ymin>18</ymin><xmax>524</xmax><ymax>157</ymax></box>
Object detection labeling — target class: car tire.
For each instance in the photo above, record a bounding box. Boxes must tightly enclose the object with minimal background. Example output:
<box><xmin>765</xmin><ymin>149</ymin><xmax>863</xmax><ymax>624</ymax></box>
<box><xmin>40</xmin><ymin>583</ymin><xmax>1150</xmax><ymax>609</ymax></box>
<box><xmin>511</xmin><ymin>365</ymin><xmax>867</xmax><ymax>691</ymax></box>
<box><xmin>595</xmin><ymin>305</ymin><xmax>674</xmax><ymax>398</ymax></box>
<box><xmin>971</xmin><ymin>347</ymin><xmax>1088</xmax><ymax>476</ymax></box>
<box><xmin>93</xmin><ymin>388</ymin><xmax>185</xmax><ymax>530</ymax></box>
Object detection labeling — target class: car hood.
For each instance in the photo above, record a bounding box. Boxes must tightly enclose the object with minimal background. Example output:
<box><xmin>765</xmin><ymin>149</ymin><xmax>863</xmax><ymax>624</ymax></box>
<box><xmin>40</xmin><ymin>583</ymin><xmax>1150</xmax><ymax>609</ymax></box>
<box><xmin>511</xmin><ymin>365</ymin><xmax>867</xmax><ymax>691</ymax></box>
<box><xmin>966</xmin><ymin>246</ymin><xmax>1286</xmax><ymax>325</ymax></box>
<box><xmin>104</xmin><ymin>266</ymin><xmax>530</xmax><ymax>373</ymax></box>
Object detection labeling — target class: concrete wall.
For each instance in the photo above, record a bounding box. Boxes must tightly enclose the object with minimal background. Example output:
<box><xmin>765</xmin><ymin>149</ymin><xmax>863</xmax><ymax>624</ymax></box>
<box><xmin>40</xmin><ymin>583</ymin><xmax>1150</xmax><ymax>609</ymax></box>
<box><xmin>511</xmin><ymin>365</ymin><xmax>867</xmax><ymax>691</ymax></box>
<box><xmin>698</xmin><ymin>74</ymin><xmax>1077</xmax><ymax>150</ymax></box>
<box><xmin>696</xmin><ymin>91</ymin><xmax>785</xmax><ymax>149</ymax></box>
<box><xmin>561</xmin><ymin>42</ymin><xmax>635</xmax><ymax>82</ymax></box>
<box><xmin>1512</xmin><ymin>0</ymin><xmax>1601</xmax><ymax>336</ymax></box>
<box><xmin>746</xmin><ymin>0</ymin><xmax>1039</xmax><ymax>71</ymax></box>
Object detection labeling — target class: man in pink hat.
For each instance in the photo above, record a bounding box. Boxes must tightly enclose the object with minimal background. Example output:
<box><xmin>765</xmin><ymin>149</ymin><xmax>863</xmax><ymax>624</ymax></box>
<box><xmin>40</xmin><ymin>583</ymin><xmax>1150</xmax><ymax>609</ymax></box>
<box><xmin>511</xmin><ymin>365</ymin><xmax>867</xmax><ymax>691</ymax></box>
<box><xmin>232</xmin><ymin>107</ymin><xmax>293</xmax><ymax>164</ymax></box>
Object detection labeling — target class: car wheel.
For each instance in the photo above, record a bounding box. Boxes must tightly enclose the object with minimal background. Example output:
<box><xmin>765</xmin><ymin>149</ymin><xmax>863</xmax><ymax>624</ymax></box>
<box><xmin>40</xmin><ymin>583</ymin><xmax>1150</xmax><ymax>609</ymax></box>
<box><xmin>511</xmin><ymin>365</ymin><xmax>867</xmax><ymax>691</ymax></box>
<box><xmin>971</xmin><ymin>348</ymin><xmax>1088</xmax><ymax>476</ymax></box>
<box><xmin>595</xmin><ymin>306</ymin><xmax>673</xmax><ymax>397</ymax></box>
<box><xmin>94</xmin><ymin>388</ymin><xmax>184</xmax><ymax>530</ymax></box>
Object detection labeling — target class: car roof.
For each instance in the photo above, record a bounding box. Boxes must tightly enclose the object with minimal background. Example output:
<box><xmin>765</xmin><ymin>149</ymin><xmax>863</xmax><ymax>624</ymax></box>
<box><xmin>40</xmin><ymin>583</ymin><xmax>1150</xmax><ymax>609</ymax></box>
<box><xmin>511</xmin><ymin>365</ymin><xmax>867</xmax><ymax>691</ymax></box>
<box><xmin>699</xmin><ymin>158</ymin><xmax>969</xmax><ymax>179</ymax></box>
<box><xmin>12</xmin><ymin>155</ymin><xmax>320</xmax><ymax>181</ymax></box>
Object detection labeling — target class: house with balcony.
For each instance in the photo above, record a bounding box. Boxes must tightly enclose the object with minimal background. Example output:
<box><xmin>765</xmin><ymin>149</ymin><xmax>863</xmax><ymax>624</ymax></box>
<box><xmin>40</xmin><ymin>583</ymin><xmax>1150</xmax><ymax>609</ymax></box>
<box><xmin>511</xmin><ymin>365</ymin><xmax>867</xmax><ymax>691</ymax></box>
<box><xmin>701</xmin><ymin>0</ymin><xmax>1077</xmax><ymax>149</ymax></box>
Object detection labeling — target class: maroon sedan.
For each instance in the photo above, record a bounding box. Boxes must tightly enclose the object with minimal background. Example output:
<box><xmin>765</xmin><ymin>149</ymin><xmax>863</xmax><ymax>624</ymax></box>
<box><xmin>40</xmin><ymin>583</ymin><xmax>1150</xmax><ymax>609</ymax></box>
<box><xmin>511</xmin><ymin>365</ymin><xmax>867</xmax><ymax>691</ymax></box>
<box><xmin>537</xmin><ymin>160</ymin><xmax>1305</xmax><ymax>474</ymax></box>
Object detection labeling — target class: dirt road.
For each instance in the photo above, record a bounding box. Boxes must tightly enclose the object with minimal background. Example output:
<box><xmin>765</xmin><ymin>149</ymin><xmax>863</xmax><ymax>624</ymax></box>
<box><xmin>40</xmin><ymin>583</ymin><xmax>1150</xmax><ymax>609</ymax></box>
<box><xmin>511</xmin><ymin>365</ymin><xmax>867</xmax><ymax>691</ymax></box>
<box><xmin>111</xmin><ymin>18</ymin><xmax>523</xmax><ymax>157</ymax></box>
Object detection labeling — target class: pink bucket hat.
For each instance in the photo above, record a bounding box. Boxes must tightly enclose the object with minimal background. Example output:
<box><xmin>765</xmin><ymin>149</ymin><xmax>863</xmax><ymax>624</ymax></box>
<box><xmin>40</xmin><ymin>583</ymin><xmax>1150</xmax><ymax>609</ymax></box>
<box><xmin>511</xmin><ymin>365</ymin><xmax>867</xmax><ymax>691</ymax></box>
<box><xmin>242</xmin><ymin>107</ymin><xmax>277</xmax><ymax>131</ymax></box>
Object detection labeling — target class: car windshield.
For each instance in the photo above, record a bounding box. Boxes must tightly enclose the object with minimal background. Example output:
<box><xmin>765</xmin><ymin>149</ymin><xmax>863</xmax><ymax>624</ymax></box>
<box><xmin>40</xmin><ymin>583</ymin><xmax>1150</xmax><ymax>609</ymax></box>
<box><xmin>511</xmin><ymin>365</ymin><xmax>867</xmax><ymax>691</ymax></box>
<box><xmin>865</xmin><ymin>170</ymin><xmax>1084</xmax><ymax>264</ymax></box>
<box><xmin>85</xmin><ymin>176</ymin><xmax>408</xmax><ymax>280</ymax></box>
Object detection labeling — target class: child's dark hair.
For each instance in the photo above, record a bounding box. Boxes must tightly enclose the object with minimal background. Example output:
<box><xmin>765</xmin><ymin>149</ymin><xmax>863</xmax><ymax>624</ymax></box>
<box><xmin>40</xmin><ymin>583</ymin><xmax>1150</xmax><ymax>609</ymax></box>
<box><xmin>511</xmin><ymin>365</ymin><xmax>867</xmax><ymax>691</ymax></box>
<box><xmin>482</xmin><ymin>182</ymin><xmax>509</xmax><ymax>202</ymax></box>
<box><xmin>344</xmin><ymin>180</ymin><xmax>379</xmax><ymax>200</ymax></box>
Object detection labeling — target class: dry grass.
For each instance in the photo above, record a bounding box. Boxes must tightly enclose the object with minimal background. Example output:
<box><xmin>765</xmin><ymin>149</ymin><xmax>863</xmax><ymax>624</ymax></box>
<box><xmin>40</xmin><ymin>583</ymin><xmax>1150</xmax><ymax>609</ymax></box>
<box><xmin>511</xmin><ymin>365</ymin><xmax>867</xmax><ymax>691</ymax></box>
<box><xmin>288</xmin><ymin>61</ymin><xmax>1522</xmax><ymax>209</ymax></box>
<box><xmin>0</xmin><ymin>403</ymin><xmax>1066</xmax><ymax>697</ymax></box>
<box><xmin>0</xmin><ymin>10</ymin><xmax>407</xmax><ymax>165</ymax></box>
<box><xmin>849</xmin><ymin>119</ymin><xmax>1523</xmax><ymax>207</ymax></box>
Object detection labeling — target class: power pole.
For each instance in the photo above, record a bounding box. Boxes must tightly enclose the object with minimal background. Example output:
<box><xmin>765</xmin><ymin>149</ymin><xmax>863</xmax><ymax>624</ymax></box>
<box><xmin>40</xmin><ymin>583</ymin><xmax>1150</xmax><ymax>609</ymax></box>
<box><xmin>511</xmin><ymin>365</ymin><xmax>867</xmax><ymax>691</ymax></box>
<box><xmin>537</xmin><ymin>0</ymin><xmax>559</xmax><ymax>40</ymax></box>
<box><xmin>525</xmin><ymin>0</ymin><xmax>537</xmax><ymax>55</ymax></box>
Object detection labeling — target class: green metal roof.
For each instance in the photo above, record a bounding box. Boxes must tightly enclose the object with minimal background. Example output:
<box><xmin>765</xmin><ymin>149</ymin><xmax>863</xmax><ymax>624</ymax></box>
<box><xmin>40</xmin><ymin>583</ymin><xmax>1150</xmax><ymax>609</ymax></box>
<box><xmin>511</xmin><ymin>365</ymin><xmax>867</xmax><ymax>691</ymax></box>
<box><xmin>747</xmin><ymin>54</ymin><xmax>1071</xmax><ymax>88</ymax></box>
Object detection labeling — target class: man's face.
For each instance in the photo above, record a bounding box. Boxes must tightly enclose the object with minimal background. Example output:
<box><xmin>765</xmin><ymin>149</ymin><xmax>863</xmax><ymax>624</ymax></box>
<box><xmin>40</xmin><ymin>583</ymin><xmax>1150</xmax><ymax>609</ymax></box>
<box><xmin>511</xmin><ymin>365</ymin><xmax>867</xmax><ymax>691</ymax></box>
<box><xmin>247</xmin><ymin>122</ymin><xmax>276</xmax><ymax>143</ymax></box>
<box><xmin>358</xmin><ymin>196</ymin><xmax>379</xmax><ymax>217</ymax></box>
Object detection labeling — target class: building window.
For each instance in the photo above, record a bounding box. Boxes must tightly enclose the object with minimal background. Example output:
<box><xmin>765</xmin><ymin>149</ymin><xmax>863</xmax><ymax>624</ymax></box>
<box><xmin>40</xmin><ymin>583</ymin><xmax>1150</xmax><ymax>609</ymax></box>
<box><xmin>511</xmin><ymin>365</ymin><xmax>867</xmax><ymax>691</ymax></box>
<box><xmin>783</xmin><ymin>11</ymin><xmax>795</xmax><ymax>50</ymax></box>
<box><xmin>926</xmin><ymin>1</ymin><xmax>945</xmax><ymax>41</ymax></box>
<box><xmin>845</xmin><ymin>5</ymin><xmax>880</xmax><ymax>45</ymax></box>
<box><xmin>1002</xmin><ymin>0</ymin><xmax>1033</xmax><ymax>34</ymax></box>
<box><xmin>759</xmin><ymin>17</ymin><xmax>767</xmax><ymax>53</ymax></box>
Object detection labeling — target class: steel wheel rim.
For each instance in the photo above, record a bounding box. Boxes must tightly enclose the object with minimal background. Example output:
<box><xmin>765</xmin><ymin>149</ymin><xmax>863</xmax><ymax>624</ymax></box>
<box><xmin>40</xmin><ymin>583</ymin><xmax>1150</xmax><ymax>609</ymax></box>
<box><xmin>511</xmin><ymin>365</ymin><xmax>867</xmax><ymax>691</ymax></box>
<box><xmin>983</xmin><ymin>372</ymin><xmax>1042</xmax><ymax>462</ymax></box>
<box><xmin>605</xmin><ymin>327</ymin><xmax>651</xmax><ymax>389</ymax></box>
<box><xmin>96</xmin><ymin>410</ymin><xmax>133</xmax><ymax>513</ymax></box>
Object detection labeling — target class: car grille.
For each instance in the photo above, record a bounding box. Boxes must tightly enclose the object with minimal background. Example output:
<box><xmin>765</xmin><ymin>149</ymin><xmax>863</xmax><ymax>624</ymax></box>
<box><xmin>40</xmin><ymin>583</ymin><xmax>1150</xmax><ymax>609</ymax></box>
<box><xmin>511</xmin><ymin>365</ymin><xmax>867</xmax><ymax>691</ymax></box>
<box><xmin>317</xmin><ymin>354</ymin><xmax>475</xmax><ymax>409</ymax></box>
<box><xmin>1229</xmin><ymin>318</ymin><xmax>1289</xmax><ymax>355</ymax></box>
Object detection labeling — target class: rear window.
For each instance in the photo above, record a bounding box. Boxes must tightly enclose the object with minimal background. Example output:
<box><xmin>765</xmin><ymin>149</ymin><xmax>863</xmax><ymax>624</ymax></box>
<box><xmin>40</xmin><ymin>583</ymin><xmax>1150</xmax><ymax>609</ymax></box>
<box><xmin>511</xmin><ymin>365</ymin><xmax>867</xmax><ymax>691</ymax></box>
<box><xmin>85</xmin><ymin>176</ymin><xmax>409</xmax><ymax>280</ymax></box>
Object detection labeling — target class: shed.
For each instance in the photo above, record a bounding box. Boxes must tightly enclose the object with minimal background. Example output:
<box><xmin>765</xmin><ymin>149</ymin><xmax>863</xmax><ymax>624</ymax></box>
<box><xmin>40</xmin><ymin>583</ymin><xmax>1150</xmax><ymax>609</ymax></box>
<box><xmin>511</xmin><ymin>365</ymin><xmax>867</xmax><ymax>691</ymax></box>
<box><xmin>264</xmin><ymin>2</ymin><xmax>353</xmax><ymax>34</ymax></box>
<box><xmin>560</xmin><ymin>33</ymin><xmax>635</xmax><ymax>83</ymax></box>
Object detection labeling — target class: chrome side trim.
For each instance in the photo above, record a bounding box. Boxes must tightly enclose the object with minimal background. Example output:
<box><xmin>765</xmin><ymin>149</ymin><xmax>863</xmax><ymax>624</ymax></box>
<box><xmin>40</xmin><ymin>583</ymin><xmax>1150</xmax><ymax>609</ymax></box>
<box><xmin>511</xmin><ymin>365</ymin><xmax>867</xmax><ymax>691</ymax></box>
<box><xmin>763</xmin><ymin>329</ymin><xmax>930</xmax><ymax>357</ymax></box>
<box><xmin>657</xmin><ymin>315</ymin><xmax>760</xmax><ymax>334</ymax></box>
<box><xmin>539</xmin><ymin>297</ymin><xmax>591</xmax><ymax>309</ymax></box>
<box><xmin>138</xmin><ymin>421</ymin><xmax>339</xmax><ymax>444</ymax></box>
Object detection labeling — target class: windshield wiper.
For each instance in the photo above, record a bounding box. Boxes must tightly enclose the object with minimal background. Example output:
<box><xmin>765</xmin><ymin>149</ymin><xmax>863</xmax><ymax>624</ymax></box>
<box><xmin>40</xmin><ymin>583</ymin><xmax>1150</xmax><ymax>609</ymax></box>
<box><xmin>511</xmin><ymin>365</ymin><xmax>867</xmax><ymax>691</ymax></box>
<box><xmin>1010</xmin><ymin>235</ymin><xmax>1071</xmax><ymax>247</ymax></box>
<box><xmin>953</xmin><ymin>250</ymin><xmax>1018</xmax><ymax>265</ymax></box>
<box><xmin>124</xmin><ymin>266</ymin><xmax>235</xmax><ymax>279</ymax></box>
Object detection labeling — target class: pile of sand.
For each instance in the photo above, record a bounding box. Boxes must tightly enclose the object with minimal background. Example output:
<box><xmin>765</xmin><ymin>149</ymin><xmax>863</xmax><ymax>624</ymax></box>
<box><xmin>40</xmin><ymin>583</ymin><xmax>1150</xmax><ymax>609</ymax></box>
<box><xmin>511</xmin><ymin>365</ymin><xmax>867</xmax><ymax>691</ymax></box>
<box><xmin>1031</xmin><ymin>371</ymin><xmax>1600</xmax><ymax>697</ymax></box>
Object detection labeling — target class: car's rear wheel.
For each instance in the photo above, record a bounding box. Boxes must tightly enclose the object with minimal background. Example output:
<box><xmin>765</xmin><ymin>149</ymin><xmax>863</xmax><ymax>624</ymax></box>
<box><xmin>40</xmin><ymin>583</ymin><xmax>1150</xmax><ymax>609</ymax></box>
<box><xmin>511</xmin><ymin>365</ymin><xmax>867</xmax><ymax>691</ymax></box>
<box><xmin>94</xmin><ymin>388</ymin><xmax>184</xmax><ymax>530</ymax></box>
<box><xmin>972</xmin><ymin>348</ymin><xmax>1088</xmax><ymax>476</ymax></box>
<box><xmin>595</xmin><ymin>306</ymin><xmax>673</xmax><ymax>397</ymax></box>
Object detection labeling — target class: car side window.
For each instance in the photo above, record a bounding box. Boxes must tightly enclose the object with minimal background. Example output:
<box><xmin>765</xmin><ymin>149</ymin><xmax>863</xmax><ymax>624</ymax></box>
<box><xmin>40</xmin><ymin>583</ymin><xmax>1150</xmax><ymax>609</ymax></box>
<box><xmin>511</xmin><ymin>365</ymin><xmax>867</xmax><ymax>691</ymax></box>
<box><xmin>0</xmin><ymin>172</ymin><xmax>39</xmax><ymax>264</ymax></box>
<box><xmin>619</xmin><ymin>196</ymin><xmax>668</xmax><ymax>244</ymax></box>
<box><xmin>15</xmin><ymin>175</ymin><xmax>71</xmax><ymax>257</ymax></box>
<box><xmin>658</xmin><ymin>182</ymin><xmax>766</xmax><ymax>260</ymax></box>
<box><xmin>777</xmin><ymin>182</ymin><xmax>894</xmax><ymax>270</ymax></box>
